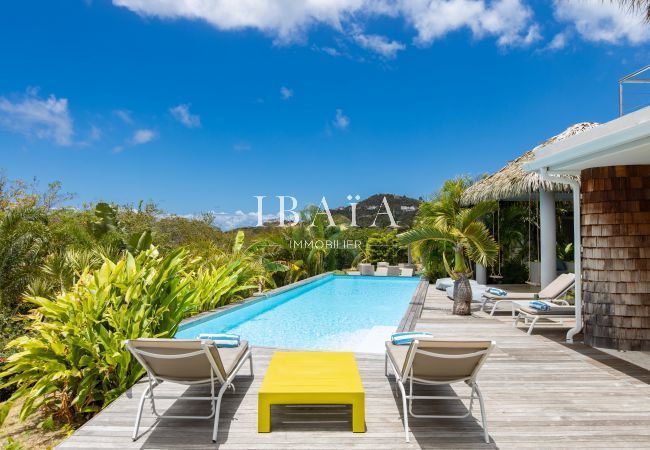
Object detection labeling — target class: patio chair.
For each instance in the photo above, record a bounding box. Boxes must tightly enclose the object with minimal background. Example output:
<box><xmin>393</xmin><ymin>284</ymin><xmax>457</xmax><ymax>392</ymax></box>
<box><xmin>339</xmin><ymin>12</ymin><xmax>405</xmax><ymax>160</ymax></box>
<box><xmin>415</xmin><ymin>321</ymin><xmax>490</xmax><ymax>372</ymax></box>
<box><xmin>359</xmin><ymin>263</ymin><xmax>375</xmax><ymax>276</ymax></box>
<box><xmin>125</xmin><ymin>338</ymin><xmax>253</xmax><ymax>443</ymax></box>
<box><xmin>385</xmin><ymin>339</ymin><xmax>495</xmax><ymax>443</ymax></box>
<box><xmin>514</xmin><ymin>303</ymin><xmax>576</xmax><ymax>335</ymax></box>
<box><xmin>480</xmin><ymin>273</ymin><xmax>575</xmax><ymax>317</ymax></box>
<box><xmin>387</xmin><ymin>266</ymin><xmax>401</xmax><ymax>276</ymax></box>
<box><xmin>375</xmin><ymin>267</ymin><xmax>388</xmax><ymax>276</ymax></box>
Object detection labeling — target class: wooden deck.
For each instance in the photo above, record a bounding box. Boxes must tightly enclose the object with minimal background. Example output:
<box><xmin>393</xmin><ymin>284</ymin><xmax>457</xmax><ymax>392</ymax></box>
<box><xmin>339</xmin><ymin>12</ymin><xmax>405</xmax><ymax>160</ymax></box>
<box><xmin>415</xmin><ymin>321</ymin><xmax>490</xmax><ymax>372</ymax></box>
<box><xmin>58</xmin><ymin>284</ymin><xmax>650</xmax><ymax>449</ymax></box>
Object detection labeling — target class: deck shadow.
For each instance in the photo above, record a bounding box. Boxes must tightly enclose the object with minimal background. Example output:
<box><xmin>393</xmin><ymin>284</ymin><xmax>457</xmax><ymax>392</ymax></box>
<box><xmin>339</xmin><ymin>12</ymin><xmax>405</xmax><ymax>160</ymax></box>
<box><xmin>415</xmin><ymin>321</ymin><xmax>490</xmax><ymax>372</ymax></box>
<box><xmin>386</xmin><ymin>376</ymin><xmax>498</xmax><ymax>449</ymax></box>
<box><xmin>137</xmin><ymin>375</ymin><xmax>254</xmax><ymax>449</ymax></box>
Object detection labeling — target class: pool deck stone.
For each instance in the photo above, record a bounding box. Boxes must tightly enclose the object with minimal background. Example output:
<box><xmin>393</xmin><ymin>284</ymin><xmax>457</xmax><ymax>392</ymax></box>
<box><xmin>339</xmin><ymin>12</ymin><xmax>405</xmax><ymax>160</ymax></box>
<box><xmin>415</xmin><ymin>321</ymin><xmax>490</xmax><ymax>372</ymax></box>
<box><xmin>57</xmin><ymin>283</ymin><xmax>650</xmax><ymax>449</ymax></box>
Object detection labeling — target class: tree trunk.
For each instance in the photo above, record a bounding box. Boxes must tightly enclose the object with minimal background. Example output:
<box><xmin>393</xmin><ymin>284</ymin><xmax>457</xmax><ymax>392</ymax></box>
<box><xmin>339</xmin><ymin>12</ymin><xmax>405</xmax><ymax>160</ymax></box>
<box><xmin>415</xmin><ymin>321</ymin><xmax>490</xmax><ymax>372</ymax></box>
<box><xmin>452</xmin><ymin>274</ymin><xmax>472</xmax><ymax>315</ymax></box>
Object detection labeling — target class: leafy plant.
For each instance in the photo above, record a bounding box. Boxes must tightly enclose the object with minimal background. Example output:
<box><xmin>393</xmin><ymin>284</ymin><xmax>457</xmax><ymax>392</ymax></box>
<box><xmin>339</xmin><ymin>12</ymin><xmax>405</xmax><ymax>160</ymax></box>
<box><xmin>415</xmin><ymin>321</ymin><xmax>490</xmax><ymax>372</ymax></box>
<box><xmin>0</xmin><ymin>247</ymin><xmax>196</xmax><ymax>425</ymax></box>
<box><xmin>398</xmin><ymin>177</ymin><xmax>497</xmax><ymax>315</ymax></box>
<box><xmin>364</xmin><ymin>232</ymin><xmax>406</xmax><ymax>265</ymax></box>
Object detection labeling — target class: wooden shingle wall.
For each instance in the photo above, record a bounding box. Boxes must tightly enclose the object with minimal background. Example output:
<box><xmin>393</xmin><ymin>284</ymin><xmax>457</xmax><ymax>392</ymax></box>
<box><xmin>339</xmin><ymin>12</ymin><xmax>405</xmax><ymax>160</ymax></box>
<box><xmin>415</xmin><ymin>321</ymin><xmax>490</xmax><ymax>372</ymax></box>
<box><xmin>581</xmin><ymin>165</ymin><xmax>650</xmax><ymax>350</ymax></box>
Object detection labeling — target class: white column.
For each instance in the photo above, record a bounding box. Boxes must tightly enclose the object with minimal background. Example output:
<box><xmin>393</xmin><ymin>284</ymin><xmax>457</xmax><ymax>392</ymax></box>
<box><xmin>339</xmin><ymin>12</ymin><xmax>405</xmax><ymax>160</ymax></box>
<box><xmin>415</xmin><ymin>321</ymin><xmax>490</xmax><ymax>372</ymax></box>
<box><xmin>475</xmin><ymin>263</ymin><xmax>487</xmax><ymax>285</ymax></box>
<box><xmin>539</xmin><ymin>189</ymin><xmax>557</xmax><ymax>288</ymax></box>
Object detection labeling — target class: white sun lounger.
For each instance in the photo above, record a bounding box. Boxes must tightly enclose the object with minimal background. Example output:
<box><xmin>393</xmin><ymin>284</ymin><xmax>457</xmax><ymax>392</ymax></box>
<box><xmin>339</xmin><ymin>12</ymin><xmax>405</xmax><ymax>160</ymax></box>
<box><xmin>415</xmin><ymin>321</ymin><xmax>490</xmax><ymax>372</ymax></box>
<box><xmin>514</xmin><ymin>303</ymin><xmax>577</xmax><ymax>335</ymax></box>
<box><xmin>375</xmin><ymin>266</ymin><xmax>388</xmax><ymax>276</ymax></box>
<box><xmin>359</xmin><ymin>263</ymin><xmax>375</xmax><ymax>276</ymax></box>
<box><xmin>480</xmin><ymin>273</ymin><xmax>575</xmax><ymax>317</ymax></box>
<box><xmin>125</xmin><ymin>338</ymin><xmax>253</xmax><ymax>443</ymax></box>
<box><xmin>385</xmin><ymin>339</ymin><xmax>495</xmax><ymax>443</ymax></box>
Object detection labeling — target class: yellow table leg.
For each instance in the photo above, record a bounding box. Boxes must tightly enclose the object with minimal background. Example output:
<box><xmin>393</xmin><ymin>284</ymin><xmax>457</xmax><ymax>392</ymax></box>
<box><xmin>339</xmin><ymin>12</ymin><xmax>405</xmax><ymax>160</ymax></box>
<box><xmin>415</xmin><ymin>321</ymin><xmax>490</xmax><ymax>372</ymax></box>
<box><xmin>258</xmin><ymin>396</ymin><xmax>271</xmax><ymax>433</ymax></box>
<box><xmin>351</xmin><ymin>394</ymin><xmax>365</xmax><ymax>433</ymax></box>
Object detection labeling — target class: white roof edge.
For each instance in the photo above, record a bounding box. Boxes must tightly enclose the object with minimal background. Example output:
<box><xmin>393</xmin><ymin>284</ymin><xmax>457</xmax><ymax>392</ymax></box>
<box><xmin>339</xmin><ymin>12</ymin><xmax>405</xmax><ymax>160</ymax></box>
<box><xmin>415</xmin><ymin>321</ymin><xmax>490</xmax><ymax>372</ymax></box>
<box><xmin>524</xmin><ymin>106</ymin><xmax>650</xmax><ymax>172</ymax></box>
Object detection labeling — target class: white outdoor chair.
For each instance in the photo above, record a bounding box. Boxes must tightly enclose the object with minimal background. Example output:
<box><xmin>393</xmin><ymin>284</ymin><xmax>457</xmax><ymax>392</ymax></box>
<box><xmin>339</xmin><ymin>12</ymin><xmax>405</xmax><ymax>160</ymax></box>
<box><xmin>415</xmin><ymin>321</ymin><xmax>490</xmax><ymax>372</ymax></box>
<box><xmin>375</xmin><ymin>267</ymin><xmax>388</xmax><ymax>276</ymax></box>
<box><xmin>125</xmin><ymin>338</ymin><xmax>253</xmax><ymax>443</ymax></box>
<box><xmin>481</xmin><ymin>273</ymin><xmax>575</xmax><ymax>317</ymax></box>
<box><xmin>385</xmin><ymin>339</ymin><xmax>495</xmax><ymax>443</ymax></box>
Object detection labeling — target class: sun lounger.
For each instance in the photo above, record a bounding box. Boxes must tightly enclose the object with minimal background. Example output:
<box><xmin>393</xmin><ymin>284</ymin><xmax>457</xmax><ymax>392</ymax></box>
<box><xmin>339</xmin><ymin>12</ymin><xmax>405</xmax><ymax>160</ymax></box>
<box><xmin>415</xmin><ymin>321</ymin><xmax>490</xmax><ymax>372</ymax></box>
<box><xmin>377</xmin><ymin>261</ymin><xmax>389</xmax><ymax>267</ymax></box>
<box><xmin>481</xmin><ymin>273</ymin><xmax>575</xmax><ymax>317</ymax></box>
<box><xmin>359</xmin><ymin>263</ymin><xmax>375</xmax><ymax>276</ymax></box>
<box><xmin>514</xmin><ymin>303</ymin><xmax>576</xmax><ymax>335</ymax></box>
<box><xmin>125</xmin><ymin>338</ymin><xmax>253</xmax><ymax>443</ymax></box>
<box><xmin>375</xmin><ymin>267</ymin><xmax>388</xmax><ymax>276</ymax></box>
<box><xmin>385</xmin><ymin>339</ymin><xmax>494</xmax><ymax>443</ymax></box>
<box><xmin>400</xmin><ymin>268</ymin><xmax>414</xmax><ymax>277</ymax></box>
<box><xmin>387</xmin><ymin>266</ymin><xmax>401</xmax><ymax>276</ymax></box>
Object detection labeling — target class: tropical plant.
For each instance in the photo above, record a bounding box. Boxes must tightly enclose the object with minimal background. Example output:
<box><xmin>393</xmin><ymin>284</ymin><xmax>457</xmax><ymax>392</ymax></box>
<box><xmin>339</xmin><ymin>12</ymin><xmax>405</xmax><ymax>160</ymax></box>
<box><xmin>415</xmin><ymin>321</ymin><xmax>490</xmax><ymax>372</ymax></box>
<box><xmin>364</xmin><ymin>232</ymin><xmax>407</xmax><ymax>265</ymax></box>
<box><xmin>0</xmin><ymin>207</ymin><xmax>49</xmax><ymax>314</ymax></box>
<box><xmin>616</xmin><ymin>0</ymin><xmax>650</xmax><ymax>19</ymax></box>
<box><xmin>398</xmin><ymin>178</ymin><xmax>498</xmax><ymax>315</ymax></box>
<box><xmin>0</xmin><ymin>247</ymin><xmax>197</xmax><ymax>426</ymax></box>
<box><xmin>268</xmin><ymin>208</ymin><xmax>340</xmax><ymax>284</ymax></box>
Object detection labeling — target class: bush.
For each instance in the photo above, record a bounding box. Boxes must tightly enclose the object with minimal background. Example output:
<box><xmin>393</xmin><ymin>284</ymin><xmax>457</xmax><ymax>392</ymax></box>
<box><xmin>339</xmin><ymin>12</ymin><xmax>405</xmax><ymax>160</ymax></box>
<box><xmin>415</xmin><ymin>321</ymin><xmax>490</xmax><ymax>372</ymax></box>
<box><xmin>0</xmin><ymin>247</ymin><xmax>197</xmax><ymax>425</ymax></box>
<box><xmin>365</xmin><ymin>232</ymin><xmax>406</xmax><ymax>265</ymax></box>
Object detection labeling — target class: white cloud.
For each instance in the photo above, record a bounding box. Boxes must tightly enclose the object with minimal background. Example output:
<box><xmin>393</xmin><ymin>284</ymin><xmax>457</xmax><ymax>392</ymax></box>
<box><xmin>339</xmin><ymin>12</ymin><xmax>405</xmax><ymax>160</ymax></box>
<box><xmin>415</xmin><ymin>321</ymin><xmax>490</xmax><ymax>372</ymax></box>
<box><xmin>280</xmin><ymin>86</ymin><xmax>293</xmax><ymax>100</ymax></box>
<box><xmin>130</xmin><ymin>128</ymin><xmax>157</xmax><ymax>145</ymax></box>
<box><xmin>321</xmin><ymin>46</ymin><xmax>341</xmax><ymax>56</ymax></box>
<box><xmin>114</xmin><ymin>109</ymin><xmax>133</xmax><ymax>124</ymax></box>
<box><xmin>0</xmin><ymin>91</ymin><xmax>73</xmax><ymax>145</ymax></box>
<box><xmin>211</xmin><ymin>210</ymin><xmax>278</xmax><ymax>231</ymax></box>
<box><xmin>333</xmin><ymin>109</ymin><xmax>350</xmax><ymax>129</ymax></box>
<box><xmin>169</xmin><ymin>103</ymin><xmax>201</xmax><ymax>128</ymax></box>
<box><xmin>112</xmin><ymin>0</ymin><xmax>540</xmax><ymax>50</ymax></box>
<box><xmin>554</xmin><ymin>0</ymin><xmax>650</xmax><ymax>44</ymax></box>
<box><xmin>546</xmin><ymin>32</ymin><xmax>567</xmax><ymax>50</ymax></box>
<box><xmin>401</xmin><ymin>0</ymin><xmax>538</xmax><ymax>47</ymax></box>
<box><xmin>353</xmin><ymin>33</ymin><xmax>405</xmax><ymax>58</ymax></box>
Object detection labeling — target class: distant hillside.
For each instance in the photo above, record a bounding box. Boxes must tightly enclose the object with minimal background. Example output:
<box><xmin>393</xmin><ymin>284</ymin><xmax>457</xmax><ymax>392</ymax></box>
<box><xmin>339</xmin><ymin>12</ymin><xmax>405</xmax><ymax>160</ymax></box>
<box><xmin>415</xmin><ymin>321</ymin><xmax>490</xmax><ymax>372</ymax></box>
<box><xmin>230</xmin><ymin>193</ymin><xmax>422</xmax><ymax>232</ymax></box>
<box><xmin>331</xmin><ymin>193</ymin><xmax>421</xmax><ymax>228</ymax></box>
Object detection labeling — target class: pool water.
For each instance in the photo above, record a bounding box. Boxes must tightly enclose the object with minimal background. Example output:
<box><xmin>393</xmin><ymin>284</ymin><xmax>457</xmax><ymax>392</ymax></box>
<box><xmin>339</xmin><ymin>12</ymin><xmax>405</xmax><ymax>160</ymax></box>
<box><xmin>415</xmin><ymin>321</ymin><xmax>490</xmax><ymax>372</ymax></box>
<box><xmin>176</xmin><ymin>275</ymin><xmax>420</xmax><ymax>353</ymax></box>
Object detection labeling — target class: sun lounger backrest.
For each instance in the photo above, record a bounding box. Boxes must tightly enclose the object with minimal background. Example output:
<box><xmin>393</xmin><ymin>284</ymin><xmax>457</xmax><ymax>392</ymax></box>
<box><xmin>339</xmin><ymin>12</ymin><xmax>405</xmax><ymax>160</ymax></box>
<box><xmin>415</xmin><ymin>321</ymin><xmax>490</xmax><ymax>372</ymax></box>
<box><xmin>387</xmin><ymin>266</ymin><xmax>401</xmax><ymax>276</ymax></box>
<box><xmin>539</xmin><ymin>273</ymin><xmax>575</xmax><ymax>299</ymax></box>
<box><xmin>125</xmin><ymin>339</ymin><xmax>227</xmax><ymax>383</ymax></box>
<box><xmin>404</xmin><ymin>340</ymin><xmax>494</xmax><ymax>384</ymax></box>
<box><xmin>359</xmin><ymin>263</ymin><xmax>375</xmax><ymax>276</ymax></box>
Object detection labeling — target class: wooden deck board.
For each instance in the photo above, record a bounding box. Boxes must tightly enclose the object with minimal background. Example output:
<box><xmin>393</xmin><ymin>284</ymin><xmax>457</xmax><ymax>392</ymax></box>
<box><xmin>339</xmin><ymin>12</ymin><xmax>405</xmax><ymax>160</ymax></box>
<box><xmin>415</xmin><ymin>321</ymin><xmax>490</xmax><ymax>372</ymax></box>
<box><xmin>58</xmin><ymin>284</ymin><xmax>650</xmax><ymax>449</ymax></box>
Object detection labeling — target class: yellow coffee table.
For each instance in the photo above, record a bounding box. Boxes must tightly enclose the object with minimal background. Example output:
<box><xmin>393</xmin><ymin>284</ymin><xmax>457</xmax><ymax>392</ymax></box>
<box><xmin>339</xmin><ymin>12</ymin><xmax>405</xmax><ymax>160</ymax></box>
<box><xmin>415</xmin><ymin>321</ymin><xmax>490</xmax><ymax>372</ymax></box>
<box><xmin>258</xmin><ymin>352</ymin><xmax>365</xmax><ymax>433</ymax></box>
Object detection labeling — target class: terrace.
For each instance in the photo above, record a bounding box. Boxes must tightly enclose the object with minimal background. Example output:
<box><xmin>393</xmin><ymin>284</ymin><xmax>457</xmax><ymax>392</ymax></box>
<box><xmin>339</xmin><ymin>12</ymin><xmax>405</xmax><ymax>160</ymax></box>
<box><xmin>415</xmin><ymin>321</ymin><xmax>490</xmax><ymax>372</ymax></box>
<box><xmin>57</xmin><ymin>285</ymin><xmax>650</xmax><ymax>449</ymax></box>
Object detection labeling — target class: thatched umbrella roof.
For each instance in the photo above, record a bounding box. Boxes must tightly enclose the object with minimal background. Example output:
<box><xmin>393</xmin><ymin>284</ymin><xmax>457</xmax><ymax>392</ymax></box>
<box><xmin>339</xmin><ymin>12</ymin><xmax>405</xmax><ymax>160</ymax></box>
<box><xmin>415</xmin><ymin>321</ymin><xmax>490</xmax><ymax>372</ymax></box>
<box><xmin>461</xmin><ymin>122</ymin><xmax>600</xmax><ymax>205</ymax></box>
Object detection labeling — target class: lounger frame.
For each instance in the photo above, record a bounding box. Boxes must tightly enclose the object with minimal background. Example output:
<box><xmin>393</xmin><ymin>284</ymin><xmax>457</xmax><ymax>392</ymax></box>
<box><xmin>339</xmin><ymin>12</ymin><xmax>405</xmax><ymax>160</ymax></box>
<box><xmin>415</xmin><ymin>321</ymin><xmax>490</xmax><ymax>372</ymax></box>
<box><xmin>125</xmin><ymin>340</ymin><xmax>253</xmax><ymax>443</ymax></box>
<box><xmin>514</xmin><ymin>308</ymin><xmax>576</xmax><ymax>335</ymax></box>
<box><xmin>385</xmin><ymin>340</ymin><xmax>495</xmax><ymax>444</ymax></box>
<box><xmin>481</xmin><ymin>276</ymin><xmax>575</xmax><ymax>317</ymax></box>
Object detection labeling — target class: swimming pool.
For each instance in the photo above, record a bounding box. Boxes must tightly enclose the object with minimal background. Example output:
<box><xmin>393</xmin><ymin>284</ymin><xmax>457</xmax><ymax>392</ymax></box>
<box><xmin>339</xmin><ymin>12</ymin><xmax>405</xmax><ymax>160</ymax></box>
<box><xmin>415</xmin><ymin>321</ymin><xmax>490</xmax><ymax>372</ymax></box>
<box><xmin>176</xmin><ymin>274</ymin><xmax>420</xmax><ymax>353</ymax></box>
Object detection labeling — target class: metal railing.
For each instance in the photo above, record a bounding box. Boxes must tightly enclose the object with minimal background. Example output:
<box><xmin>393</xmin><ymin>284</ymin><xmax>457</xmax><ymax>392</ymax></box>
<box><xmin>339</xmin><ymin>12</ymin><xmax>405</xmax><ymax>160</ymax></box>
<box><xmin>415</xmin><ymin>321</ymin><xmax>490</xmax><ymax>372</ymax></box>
<box><xmin>619</xmin><ymin>65</ymin><xmax>650</xmax><ymax>116</ymax></box>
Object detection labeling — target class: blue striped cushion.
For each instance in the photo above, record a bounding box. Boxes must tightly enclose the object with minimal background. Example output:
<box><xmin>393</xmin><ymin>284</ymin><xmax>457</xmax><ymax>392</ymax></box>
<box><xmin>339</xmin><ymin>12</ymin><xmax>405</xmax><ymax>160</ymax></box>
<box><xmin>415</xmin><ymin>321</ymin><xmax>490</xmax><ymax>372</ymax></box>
<box><xmin>198</xmin><ymin>333</ymin><xmax>240</xmax><ymax>347</ymax></box>
<box><xmin>391</xmin><ymin>331</ymin><xmax>433</xmax><ymax>345</ymax></box>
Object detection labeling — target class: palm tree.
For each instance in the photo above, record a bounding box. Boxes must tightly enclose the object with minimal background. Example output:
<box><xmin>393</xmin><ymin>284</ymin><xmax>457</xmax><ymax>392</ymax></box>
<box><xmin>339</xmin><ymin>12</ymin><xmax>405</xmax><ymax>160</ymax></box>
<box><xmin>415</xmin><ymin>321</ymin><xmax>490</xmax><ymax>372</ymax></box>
<box><xmin>398</xmin><ymin>179</ymin><xmax>498</xmax><ymax>315</ymax></box>
<box><xmin>616</xmin><ymin>0</ymin><xmax>650</xmax><ymax>20</ymax></box>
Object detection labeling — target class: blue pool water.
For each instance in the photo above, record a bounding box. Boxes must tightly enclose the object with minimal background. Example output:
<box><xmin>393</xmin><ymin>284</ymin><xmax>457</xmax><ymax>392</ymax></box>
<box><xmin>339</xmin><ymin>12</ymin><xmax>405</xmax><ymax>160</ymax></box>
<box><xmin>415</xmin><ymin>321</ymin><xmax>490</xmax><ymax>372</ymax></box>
<box><xmin>176</xmin><ymin>275</ymin><xmax>420</xmax><ymax>352</ymax></box>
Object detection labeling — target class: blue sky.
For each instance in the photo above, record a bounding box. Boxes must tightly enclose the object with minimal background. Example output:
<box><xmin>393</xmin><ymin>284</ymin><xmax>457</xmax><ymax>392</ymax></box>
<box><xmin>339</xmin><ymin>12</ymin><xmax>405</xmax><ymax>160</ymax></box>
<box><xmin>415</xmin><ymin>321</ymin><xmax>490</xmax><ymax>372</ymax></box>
<box><xmin>0</xmin><ymin>0</ymin><xmax>648</xmax><ymax>229</ymax></box>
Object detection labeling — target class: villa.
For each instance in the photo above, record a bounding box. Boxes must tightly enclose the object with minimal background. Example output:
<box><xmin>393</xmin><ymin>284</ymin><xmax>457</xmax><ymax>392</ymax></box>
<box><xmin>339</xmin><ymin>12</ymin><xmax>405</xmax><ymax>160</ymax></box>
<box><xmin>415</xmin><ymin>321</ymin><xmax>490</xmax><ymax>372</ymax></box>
<box><xmin>44</xmin><ymin>69</ymin><xmax>650</xmax><ymax>449</ymax></box>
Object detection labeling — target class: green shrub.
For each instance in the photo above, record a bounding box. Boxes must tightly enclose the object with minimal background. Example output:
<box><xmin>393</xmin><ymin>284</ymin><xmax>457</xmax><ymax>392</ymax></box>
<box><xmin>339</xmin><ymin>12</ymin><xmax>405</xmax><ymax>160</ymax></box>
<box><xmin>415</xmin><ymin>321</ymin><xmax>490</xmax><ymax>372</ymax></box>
<box><xmin>0</xmin><ymin>247</ymin><xmax>196</xmax><ymax>425</ymax></box>
<box><xmin>189</xmin><ymin>259</ymin><xmax>258</xmax><ymax>312</ymax></box>
<box><xmin>365</xmin><ymin>232</ymin><xmax>406</xmax><ymax>265</ymax></box>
